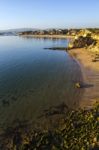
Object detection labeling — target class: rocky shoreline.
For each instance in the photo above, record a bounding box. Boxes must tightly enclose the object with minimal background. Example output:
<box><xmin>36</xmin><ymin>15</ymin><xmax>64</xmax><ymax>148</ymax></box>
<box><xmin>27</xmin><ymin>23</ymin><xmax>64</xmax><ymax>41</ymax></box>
<box><xmin>45</xmin><ymin>31</ymin><xmax>99</xmax><ymax>108</ymax></box>
<box><xmin>0</xmin><ymin>103</ymin><xmax>98</xmax><ymax>150</ymax></box>
<box><xmin>68</xmin><ymin>32</ymin><xmax>99</xmax><ymax>108</ymax></box>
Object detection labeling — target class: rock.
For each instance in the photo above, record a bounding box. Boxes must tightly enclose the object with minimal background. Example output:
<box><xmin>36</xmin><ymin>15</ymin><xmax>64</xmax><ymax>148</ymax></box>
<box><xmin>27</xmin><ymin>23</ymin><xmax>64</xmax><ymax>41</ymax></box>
<box><xmin>69</xmin><ymin>35</ymin><xmax>96</xmax><ymax>49</ymax></box>
<box><xmin>68</xmin><ymin>43</ymin><xmax>73</xmax><ymax>49</ymax></box>
<box><xmin>75</xmin><ymin>83</ymin><xmax>81</xmax><ymax>88</ymax></box>
<box><xmin>44</xmin><ymin>47</ymin><xmax>68</xmax><ymax>50</ymax></box>
<box><xmin>88</xmin><ymin>39</ymin><xmax>99</xmax><ymax>53</ymax></box>
<box><xmin>72</xmin><ymin>36</ymin><xmax>96</xmax><ymax>48</ymax></box>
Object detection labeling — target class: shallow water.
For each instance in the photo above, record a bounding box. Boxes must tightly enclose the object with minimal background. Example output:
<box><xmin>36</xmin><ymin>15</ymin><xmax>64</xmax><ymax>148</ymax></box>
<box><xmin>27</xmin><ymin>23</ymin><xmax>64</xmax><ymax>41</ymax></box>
<box><xmin>0</xmin><ymin>36</ymin><xmax>83</xmax><ymax>131</ymax></box>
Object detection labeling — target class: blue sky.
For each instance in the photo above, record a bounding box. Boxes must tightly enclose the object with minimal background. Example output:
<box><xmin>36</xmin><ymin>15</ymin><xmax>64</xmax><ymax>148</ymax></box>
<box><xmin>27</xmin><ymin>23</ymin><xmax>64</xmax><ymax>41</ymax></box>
<box><xmin>0</xmin><ymin>0</ymin><xmax>99</xmax><ymax>30</ymax></box>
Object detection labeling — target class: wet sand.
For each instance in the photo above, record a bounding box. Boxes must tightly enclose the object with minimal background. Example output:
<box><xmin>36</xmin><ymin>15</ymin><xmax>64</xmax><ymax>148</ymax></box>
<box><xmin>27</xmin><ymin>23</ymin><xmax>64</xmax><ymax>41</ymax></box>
<box><xmin>69</xmin><ymin>48</ymin><xmax>99</xmax><ymax>108</ymax></box>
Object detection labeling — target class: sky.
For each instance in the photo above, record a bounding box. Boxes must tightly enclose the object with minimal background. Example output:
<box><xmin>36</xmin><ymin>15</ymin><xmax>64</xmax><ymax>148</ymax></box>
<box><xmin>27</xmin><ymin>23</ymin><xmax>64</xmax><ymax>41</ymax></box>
<box><xmin>0</xmin><ymin>0</ymin><xmax>99</xmax><ymax>30</ymax></box>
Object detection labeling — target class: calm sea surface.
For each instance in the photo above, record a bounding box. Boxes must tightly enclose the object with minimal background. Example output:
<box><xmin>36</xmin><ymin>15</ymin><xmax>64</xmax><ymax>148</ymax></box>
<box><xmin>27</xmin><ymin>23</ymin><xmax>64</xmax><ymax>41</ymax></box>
<box><xmin>0</xmin><ymin>36</ymin><xmax>83</xmax><ymax>131</ymax></box>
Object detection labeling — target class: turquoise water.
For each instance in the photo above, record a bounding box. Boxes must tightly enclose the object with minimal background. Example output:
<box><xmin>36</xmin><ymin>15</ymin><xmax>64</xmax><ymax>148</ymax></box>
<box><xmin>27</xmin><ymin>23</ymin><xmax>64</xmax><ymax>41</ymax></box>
<box><xmin>0</xmin><ymin>36</ymin><xmax>83</xmax><ymax>130</ymax></box>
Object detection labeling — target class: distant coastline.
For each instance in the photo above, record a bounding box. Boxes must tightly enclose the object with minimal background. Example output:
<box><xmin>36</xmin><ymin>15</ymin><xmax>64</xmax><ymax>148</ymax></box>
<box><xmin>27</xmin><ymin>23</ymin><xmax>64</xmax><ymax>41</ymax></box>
<box><xmin>20</xmin><ymin>34</ymin><xmax>74</xmax><ymax>39</ymax></box>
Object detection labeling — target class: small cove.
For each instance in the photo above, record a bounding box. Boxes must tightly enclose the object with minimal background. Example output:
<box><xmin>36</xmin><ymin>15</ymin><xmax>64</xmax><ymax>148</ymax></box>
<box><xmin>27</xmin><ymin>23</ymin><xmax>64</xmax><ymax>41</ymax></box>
<box><xmin>0</xmin><ymin>36</ymin><xmax>84</xmax><ymax>133</ymax></box>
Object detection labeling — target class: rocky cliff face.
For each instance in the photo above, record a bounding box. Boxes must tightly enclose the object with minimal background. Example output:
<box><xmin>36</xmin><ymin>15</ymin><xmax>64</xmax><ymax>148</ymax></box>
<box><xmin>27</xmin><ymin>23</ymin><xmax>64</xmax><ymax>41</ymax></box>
<box><xmin>88</xmin><ymin>40</ymin><xmax>99</xmax><ymax>54</ymax></box>
<box><xmin>68</xmin><ymin>29</ymin><xmax>99</xmax><ymax>54</ymax></box>
<box><xmin>68</xmin><ymin>34</ymin><xmax>96</xmax><ymax>49</ymax></box>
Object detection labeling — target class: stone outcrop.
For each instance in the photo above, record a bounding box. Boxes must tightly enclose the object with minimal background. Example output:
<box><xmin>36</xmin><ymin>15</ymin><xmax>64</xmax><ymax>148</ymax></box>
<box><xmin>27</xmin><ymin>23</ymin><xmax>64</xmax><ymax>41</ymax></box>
<box><xmin>68</xmin><ymin>35</ymin><xmax>96</xmax><ymax>49</ymax></box>
<box><xmin>88</xmin><ymin>40</ymin><xmax>99</xmax><ymax>54</ymax></box>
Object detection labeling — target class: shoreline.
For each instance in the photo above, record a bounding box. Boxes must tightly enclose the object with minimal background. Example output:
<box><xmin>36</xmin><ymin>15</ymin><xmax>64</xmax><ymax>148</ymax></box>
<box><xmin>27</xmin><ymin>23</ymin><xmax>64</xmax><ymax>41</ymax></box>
<box><xmin>20</xmin><ymin>34</ymin><xmax>99</xmax><ymax>108</ymax></box>
<box><xmin>0</xmin><ymin>35</ymin><xmax>99</xmax><ymax>149</ymax></box>
<box><xmin>19</xmin><ymin>34</ymin><xmax>74</xmax><ymax>39</ymax></box>
<box><xmin>68</xmin><ymin>48</ymin><xmax>99</xmax><ymax>108</ymax></box>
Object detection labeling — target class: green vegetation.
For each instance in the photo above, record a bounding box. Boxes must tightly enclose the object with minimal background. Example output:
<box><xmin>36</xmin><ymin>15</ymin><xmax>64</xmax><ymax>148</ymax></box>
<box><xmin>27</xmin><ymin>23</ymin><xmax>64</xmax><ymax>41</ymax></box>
<box><xmin>70</xmin><ymin>35</ymin><xmax>96</xmax><ymax>49</ymax></box>
<box><xmin>0</xmin><ymin>103</ymin><xmax>99</xmax><ymax>150</ymax></box>
<box><xmin>18</xmin><ymin>28</ymin><xmax>99</xmax><ymax>36</ymax></box>
<box><xmin>87</xmin><ymin>28</ymin><xmax>99</xmax><ymax>34</ymax></box>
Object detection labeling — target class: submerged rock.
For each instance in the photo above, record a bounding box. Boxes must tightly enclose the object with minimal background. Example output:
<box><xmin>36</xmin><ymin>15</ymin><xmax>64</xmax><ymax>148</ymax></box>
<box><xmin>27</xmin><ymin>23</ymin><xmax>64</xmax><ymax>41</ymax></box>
<box><xmin>44</xmin><ymin>47</ymin><xmax>68</xmax><ymax>51</ymax></box>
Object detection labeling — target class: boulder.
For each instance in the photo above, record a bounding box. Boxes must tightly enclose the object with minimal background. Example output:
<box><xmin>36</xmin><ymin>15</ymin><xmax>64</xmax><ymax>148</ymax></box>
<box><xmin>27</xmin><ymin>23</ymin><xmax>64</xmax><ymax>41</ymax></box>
<box><xmin>72</xmin><ymin>36</ymin><xmax>96</xmax><ymax>48</ymax></box>
<box><xmin>75</xmin><ymin>83</ymin><xmax>81</xmax><ymax>88</ymax></box>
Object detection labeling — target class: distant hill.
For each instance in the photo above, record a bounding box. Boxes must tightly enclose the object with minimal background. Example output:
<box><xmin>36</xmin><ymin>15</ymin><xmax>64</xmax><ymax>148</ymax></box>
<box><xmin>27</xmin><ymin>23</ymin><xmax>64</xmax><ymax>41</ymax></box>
<box><xmin>0</xmin><ymin>28</ymin><xmax>38</xmax><ymax>35</ymax></box>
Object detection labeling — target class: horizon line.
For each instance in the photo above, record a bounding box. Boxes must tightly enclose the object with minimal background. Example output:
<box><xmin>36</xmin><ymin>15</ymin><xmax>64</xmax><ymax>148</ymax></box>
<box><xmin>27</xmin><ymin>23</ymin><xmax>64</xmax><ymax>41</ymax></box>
<box><xmin>0</xmin><ymin>26</ymin><xmax>99</xmax><ymax>31</ymax></box>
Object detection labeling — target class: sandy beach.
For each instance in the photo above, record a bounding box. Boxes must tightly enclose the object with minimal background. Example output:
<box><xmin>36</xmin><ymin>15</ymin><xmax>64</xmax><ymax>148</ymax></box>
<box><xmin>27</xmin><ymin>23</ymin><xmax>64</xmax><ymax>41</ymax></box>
<box><xmin>69</xmin><ymin>48</ymin><xmax>99</xmax><ymax>108</ymax></box>
<box><xmin>20</xmin><ymin>34</ymin><xmax>74</xmax><ymax>39</ymax></box>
